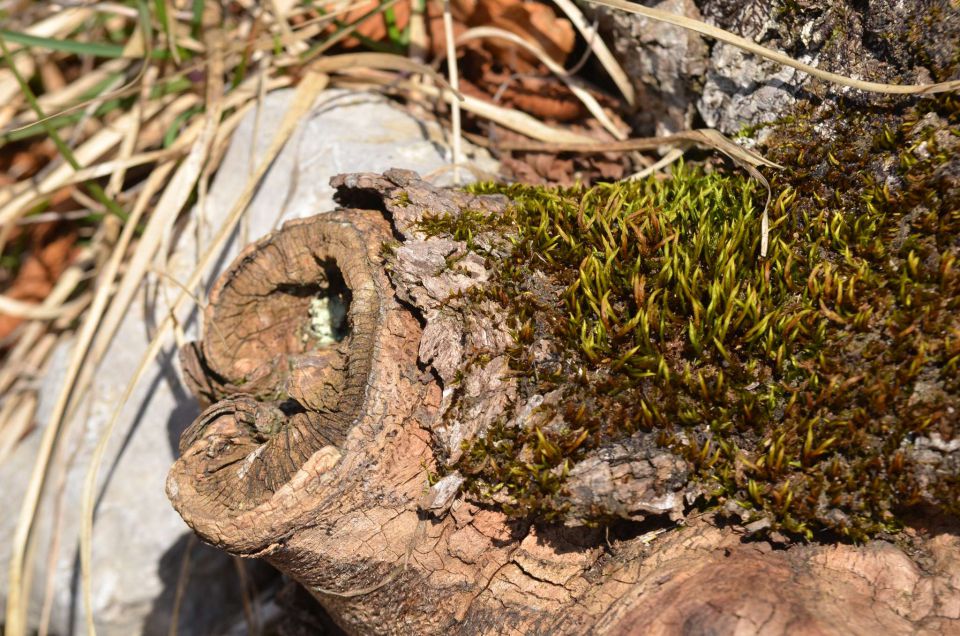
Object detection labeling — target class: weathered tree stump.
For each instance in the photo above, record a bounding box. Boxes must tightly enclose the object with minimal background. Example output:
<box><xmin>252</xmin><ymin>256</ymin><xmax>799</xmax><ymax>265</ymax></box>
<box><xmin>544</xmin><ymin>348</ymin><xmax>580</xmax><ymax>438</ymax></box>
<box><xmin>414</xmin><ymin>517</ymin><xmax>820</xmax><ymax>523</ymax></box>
<box><xmin>168</xmin><ymin>170</ymin><xmax>960</xmax><ymax>635</ymax></box>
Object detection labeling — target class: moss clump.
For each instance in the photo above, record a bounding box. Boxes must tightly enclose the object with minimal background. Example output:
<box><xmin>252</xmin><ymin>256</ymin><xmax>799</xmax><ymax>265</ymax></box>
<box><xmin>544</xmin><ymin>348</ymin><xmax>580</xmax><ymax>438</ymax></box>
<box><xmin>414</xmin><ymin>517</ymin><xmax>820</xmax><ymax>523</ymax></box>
<box><xmin>424</xmin><ymin>95</ymin><xmax>959</xmax><ymax>541</ymax></box>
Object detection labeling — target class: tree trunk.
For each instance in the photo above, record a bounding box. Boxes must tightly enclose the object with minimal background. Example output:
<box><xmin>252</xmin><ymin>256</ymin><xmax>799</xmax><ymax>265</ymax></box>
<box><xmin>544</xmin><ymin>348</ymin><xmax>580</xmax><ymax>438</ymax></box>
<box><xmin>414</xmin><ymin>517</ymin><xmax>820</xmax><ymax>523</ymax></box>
<box><xmin>167</xmin><ymin>170</ymin><xmax>960</xmax><ymax>635</ymax></box>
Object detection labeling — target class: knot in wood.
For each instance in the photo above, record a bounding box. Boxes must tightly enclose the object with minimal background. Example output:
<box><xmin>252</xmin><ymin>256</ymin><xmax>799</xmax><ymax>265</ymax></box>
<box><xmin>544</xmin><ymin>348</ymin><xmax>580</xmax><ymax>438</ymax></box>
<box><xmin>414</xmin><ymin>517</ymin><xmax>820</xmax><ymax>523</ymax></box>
<box><xmin>171</xmin><ymin>210</ymin><xmax>395</xmax><ymax>521</ymax></box>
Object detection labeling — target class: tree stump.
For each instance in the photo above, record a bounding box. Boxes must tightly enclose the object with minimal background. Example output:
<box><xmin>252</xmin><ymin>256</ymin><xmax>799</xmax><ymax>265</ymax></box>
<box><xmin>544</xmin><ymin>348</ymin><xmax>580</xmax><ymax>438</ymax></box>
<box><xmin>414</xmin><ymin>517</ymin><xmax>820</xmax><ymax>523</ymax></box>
<box><xmin>168</xmin><ymin>170</ymin><xmax>960</xmax><ymax>635</ymax></box>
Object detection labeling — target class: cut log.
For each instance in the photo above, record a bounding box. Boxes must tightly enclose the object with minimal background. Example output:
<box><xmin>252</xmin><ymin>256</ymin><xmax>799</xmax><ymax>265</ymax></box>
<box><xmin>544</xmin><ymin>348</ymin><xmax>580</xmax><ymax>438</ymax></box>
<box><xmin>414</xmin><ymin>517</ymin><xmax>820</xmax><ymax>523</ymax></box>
<box><xmin>168</xmin><ymin>170</ymin><xmax>960</xmax><ymax>635</ymax></box>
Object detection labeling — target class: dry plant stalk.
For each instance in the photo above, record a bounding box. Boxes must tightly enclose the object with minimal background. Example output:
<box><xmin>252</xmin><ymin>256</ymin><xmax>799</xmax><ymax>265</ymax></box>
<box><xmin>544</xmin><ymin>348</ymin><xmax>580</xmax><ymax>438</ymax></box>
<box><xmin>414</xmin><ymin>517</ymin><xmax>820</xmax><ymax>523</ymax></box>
<box><xmin>455</xmin><ymin>26</ymin><xmax>627</xmax><ymax>140</ymax></box>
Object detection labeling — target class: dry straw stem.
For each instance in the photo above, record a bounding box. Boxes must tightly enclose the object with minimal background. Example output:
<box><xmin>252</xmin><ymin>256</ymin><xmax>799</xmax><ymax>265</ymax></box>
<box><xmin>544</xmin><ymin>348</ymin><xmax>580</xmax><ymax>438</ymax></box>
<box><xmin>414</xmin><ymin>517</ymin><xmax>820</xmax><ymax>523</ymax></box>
<box><xmin>0</xmin><ymin>7</ymin><xmax>94</xmax><ymax>106</ymax></box>
<box><xmin>0</xmin><ymin>8</ymin><xmax>94</xmax><ymax>56</ymax></box>
<box><xmin>408</xmin><ymin>0</ymin><xmax>428</xmax><ymax>61</ymax></box>
<box><xmin>0</xmin><ymin>261</ymin><xmax>86</xmax><ymax>327</ymax></box>
<box><xmin>2</xmin><ymin>58</ymin><xmax>129</xmax><ymax>129</ymax></box>
<box><xmin>4</xmin><ymin>12</ymin><xmax>214</xmax><ymax>626</ymax></box>
<box><xmin>77</xmin><ymin>70</ymin><xmax>330</xmax><ymax>636</ymax></box>
<box><xmin>629</xmin><ymin>147</ymin><xmax>684</xmax><ymax>180</ymax></box>
<box><xmin>456</xmin><ymin>26</ymin><xmax>628</xmax><ymax>140</ymax></box>
<box><xmin>377</xmin><ymin>72</ymin><xmax>597</xmax><ymax>143</ymax></box>
<box><xmin>268</xmin><ymin>0</ymin><xmax>307</xmax><ymax>56</ymax></box>
<box><xmin>442</xmin><ymin>0</ymin><xmax>463</xmax><ymax>183</ymax></box>
<box><xmin>0</xmin><ymin>293</ymin><xmax>91</xmax><ymax>320</ymax></box>
<box><xmin>551</xmin><ymin>0</ymin><xmax>635</xmax><ymax>106</ymax></box>
<box><xmin>0</xmin><ymin>0</ymin><xmax>365</xmax><ymax>136</ymax></box>
<box><xmin>105</xmin><ymin>67</ymin><xmax>155</xmax><ymax>200</ymax></box>
<box><xmin>77</xmin><ymin>11</ymin><xmax>227</xmax><ymax>627</ymax></box>
<box><xmin>0</xmin><ymin>91</ymin><xmax>192</xmax><ymax>224</ymax></box>
<box><xmin>586</xmin><ymin>0</ymin><xmax>960</xmax><ymax>94</ymax></box>
<box><xmin>61</xmin><ymin>162</ymin><xmax>177</xmax><ymax>449</ymax></box>
<box><xmin>1</xmin><ymin>170</ymin><xmax>174</xmax><ymax>636</ymax></box>
<box><xmin>0</xmin><ymin>331</ymin><xmax>56</xmax><ymax>400</ymax></box>
<box><xmin>36</xmin><ymin>399</ymin><xmax>86</xmax><ymax>636</ymax></box>
<box><xmin>298</xmin><ymin>0</ymin><xmax>405</xmax><ymax>62</ymax></box>
<box><xmin>0</xmin><ymin>315</ymin><xmax>70</xmax><ymax>397</ymax></box>
<box><xmin>311</xmin><ymin>51</ymin><xmax>463</xmax><ymax>100</ymax></box>
<box><xmin>475</xmin><ymin>128</ymin><xmax>780</xmax><ymax>169</ymax></box>
<box><xmin>9</xmin><ymin>18</ymin><xmax>156</xmax><ymax>136</ymax></box>
<box><xmin>0</xmin><ymin>64</ymin><xmax>282</xmax><ymax>223</ymax></box>
<box><xmin>2</xmin><ymin>263</ymin><xmax>88</xmax><ymax>635</ymax></box>
<box><xmin>0</xmin><ymin>393</ymin><xmax>39</xmax><ymax>464</ymax></box>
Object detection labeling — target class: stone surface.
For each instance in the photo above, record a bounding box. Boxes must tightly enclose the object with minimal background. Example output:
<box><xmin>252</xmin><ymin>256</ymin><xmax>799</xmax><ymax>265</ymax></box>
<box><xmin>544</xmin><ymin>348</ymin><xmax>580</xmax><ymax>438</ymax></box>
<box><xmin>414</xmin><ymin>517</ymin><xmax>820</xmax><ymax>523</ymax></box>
<box><xmin>588</xmin><ymin>0</ymin><xmax>708</xmax><ymax>136</ymax></box>
<box><xmin>585</xmin><ymin>0</ymin><xmax>960</xmax><ymax>135</ymax></box>
<box><xmin>0</xmin><ymin>89</ymin><xmax>496</xmax><ymax>635</ymax></box>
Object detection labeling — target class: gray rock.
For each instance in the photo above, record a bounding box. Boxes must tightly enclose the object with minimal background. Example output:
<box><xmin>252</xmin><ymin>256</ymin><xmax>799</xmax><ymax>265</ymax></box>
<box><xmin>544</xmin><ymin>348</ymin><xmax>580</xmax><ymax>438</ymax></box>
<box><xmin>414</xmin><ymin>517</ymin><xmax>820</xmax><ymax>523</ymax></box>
<box><xmin>699</xmin><ymin>42</ymin><xmax>807</xmax><ymax>133</ymax></box>
<box><xmin>587</xmin><ymin>0</ymin><xmax>708</xmax><ymax>136</ymax></box>
<box><xmin>0</xmin><ymin>89</ymin><xmax>496</xmax><ymax>635</ymax></box>
<box><xmin>585</xmin><ymin>0</ymin><xmax>960</xmax><ymax>135</ymax></box>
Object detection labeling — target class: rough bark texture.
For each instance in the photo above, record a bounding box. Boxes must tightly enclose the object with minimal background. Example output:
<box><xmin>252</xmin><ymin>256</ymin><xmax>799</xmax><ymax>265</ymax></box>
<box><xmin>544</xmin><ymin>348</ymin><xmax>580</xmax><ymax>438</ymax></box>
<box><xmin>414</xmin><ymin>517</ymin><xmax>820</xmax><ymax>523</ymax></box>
<box><xmin>168</xmin><ymin>170</ymin><xmax>960</xmax><ymax>635</ymax></box>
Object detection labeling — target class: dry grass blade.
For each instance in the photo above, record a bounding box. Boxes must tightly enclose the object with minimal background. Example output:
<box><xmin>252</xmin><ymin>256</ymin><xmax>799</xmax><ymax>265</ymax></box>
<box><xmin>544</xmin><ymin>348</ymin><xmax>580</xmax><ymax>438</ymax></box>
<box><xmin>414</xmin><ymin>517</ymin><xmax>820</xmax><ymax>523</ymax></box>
<box><xmin>36</xmin><ymin>412</ymin><xmax>85</xmax><ymax>636</ymax></box>
<box><xmin>0</xmin><ymin>92</ymin><xmax>192</xmax><ymax>224</ymax></box>
<box><xmin>39</xmin><ymin>146</ymin><xmax>186</xmax><ymax>194</ymax></box>
<box><xmin>442</xmin><ymin>0</ymin><xmax>463</xmax><ymax>183</ymax></box>
<box><xmin>456</xmin><ymin>27</ymin><xmax>627</xmax><ymax>140</ymax></box>
<box><xmin>310</xmin><ymin>51</ymin><xmax>461</xmax><ymax>99</ymax></box>
<box><xmin>2</xmin><ymin>0</ymin><xmax>368</xmax><ymax>139</ymax></box>
<box><xmin>551</xmin><ymin>0</ymin><xmax>635</xmax><ymax>106</ymax></box>
<box><xmin>1</xmin><ymin>58</ymin><xmax>129</xmax><ymax>129</ymax></box>
<box><xmin>628</xmin><ymin>147</ymin><xmax>684</xmax><ymax>180</ymax></box>
<box><xmin>0</xmin><ymin>393</ymin><xmax>38</xmax><ymax>465</ymax></box>
<box><xmin>8</xmin><ymin>50</ymin><xmax>152</xmax><ymax>137</ymax></box>
<box><xmin>2</xmin><ymin>262</ymin><xmax>86</xmax><ymax>635</ymax></box>
<box><xmin>78</xmin><ymin>70</ymin><xmax>330</xmax><ymax>636</ymax></box>
<box><xmin>683</xmin><ymin>128</ymin><xmax>781</xmax><ymax>169</ymax></box>
<box><xmin>408</xmin><ymin>0</ymin><xmax>428</xmax><ymax>61</ymax></box>
<box><xmin>483</xmin><ymin>128</ymin><xmax>782</xmax><ymax>169</ymax></box>
<box><xmin>0</xmin><ymin>6</ymin><xmax>151</xmax><ymax>138</ymax></box>
<box><xmin>167</xmin><ymin>535</ymin><xmax>197</xmax><ymax>636</ymax></box>
<box><xmin>74</xmin><ymin>8</ymin><xmax>227</xmax><ymax>628</ymax></box>
<box><xmin>0</xmin><ymin>8</ymin><xmax>94</xmax><ymax>56</ymax></box>
<box><xmin>0</xmin><ymin>35</ymin><xmax>285</xmax><ymax>625</ymax></box>
<box><xmin>0</xmin><ymin>294</ymin><xmax>90</xmax><ymax>320</ymax></box>
<box><xmin>0</xmin><ymin>8</ymin><xmax>93</xmax><ymax>106</ymax></box>
<box><xmin>269</xmin><ymin>0</ymin><xmax>307</xmax><ymax>56</ymax></box>
<box><xmin>57</xmin><ymin>78</ymin><xmax>284</xmax><ymax>445</ymax></box>
<box><xmin>0</xmin><ymin>331</ymin><xmax>56</xmax><ymax>419</ymax></box>
<box><xmin>299</xmin><ymin>0</ymin><xmax>404</xmax><ymax>61</ymax></box>
<box><xmin>0</xmin><ymin>324</ymin><xmax>58</xmax><ymax>397</ymax></box>
<box><xmin>586</xmin><ymin>0</ymin><xmax>960</xmax><ymax>94</ymax></box>
<box><xmin>377</xmin><ymin>73</ymin><xmax>597</xmax><ymax>143</ymax></box>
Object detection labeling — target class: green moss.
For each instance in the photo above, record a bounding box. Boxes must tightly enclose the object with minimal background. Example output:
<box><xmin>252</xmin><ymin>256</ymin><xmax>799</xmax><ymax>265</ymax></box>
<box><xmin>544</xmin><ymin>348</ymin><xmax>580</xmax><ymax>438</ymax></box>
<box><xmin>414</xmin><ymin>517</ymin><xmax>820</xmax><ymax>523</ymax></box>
<box><xmin>423</xmin><ymin>95</ymin><xmax>959</xmax><ymax>540</ymax></box>
<box><xmin>419</xmin><ymin>207</ymin><xmax>510</xmax><ymax>250</ymax></box>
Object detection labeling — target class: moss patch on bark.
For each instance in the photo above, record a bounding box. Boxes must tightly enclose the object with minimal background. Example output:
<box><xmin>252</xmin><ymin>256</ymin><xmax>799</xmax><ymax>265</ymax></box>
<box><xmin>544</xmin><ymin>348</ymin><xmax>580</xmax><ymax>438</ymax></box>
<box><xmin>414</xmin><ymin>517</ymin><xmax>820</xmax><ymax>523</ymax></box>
<box><xmin>421</xmin><ymin>94</ymin><xmax>959</xmax><ymax>540</ymax></box>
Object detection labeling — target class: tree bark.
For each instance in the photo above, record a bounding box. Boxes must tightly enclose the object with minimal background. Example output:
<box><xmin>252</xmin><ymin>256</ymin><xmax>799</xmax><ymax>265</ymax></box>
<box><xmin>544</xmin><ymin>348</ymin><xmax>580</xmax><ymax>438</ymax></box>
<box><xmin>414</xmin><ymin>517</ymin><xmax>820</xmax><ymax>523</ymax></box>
<box><xmin>167</xmin><ymin>170</ymin><xmax>960</xmax><ymax>635</ymax></box>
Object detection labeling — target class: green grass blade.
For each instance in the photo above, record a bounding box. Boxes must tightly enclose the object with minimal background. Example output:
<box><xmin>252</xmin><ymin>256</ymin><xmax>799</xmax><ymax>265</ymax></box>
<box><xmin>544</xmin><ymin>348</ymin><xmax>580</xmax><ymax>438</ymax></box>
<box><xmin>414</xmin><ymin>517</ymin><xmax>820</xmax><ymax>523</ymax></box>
<box><xmin>0</xmin><ymin>29</ymin><xmax>125</xmax><ymax>58</ymax></box>
<box><xmin>190</xmin><ymin>0</ymin><xmax>205</xmax><ymax>39</ymax></box>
